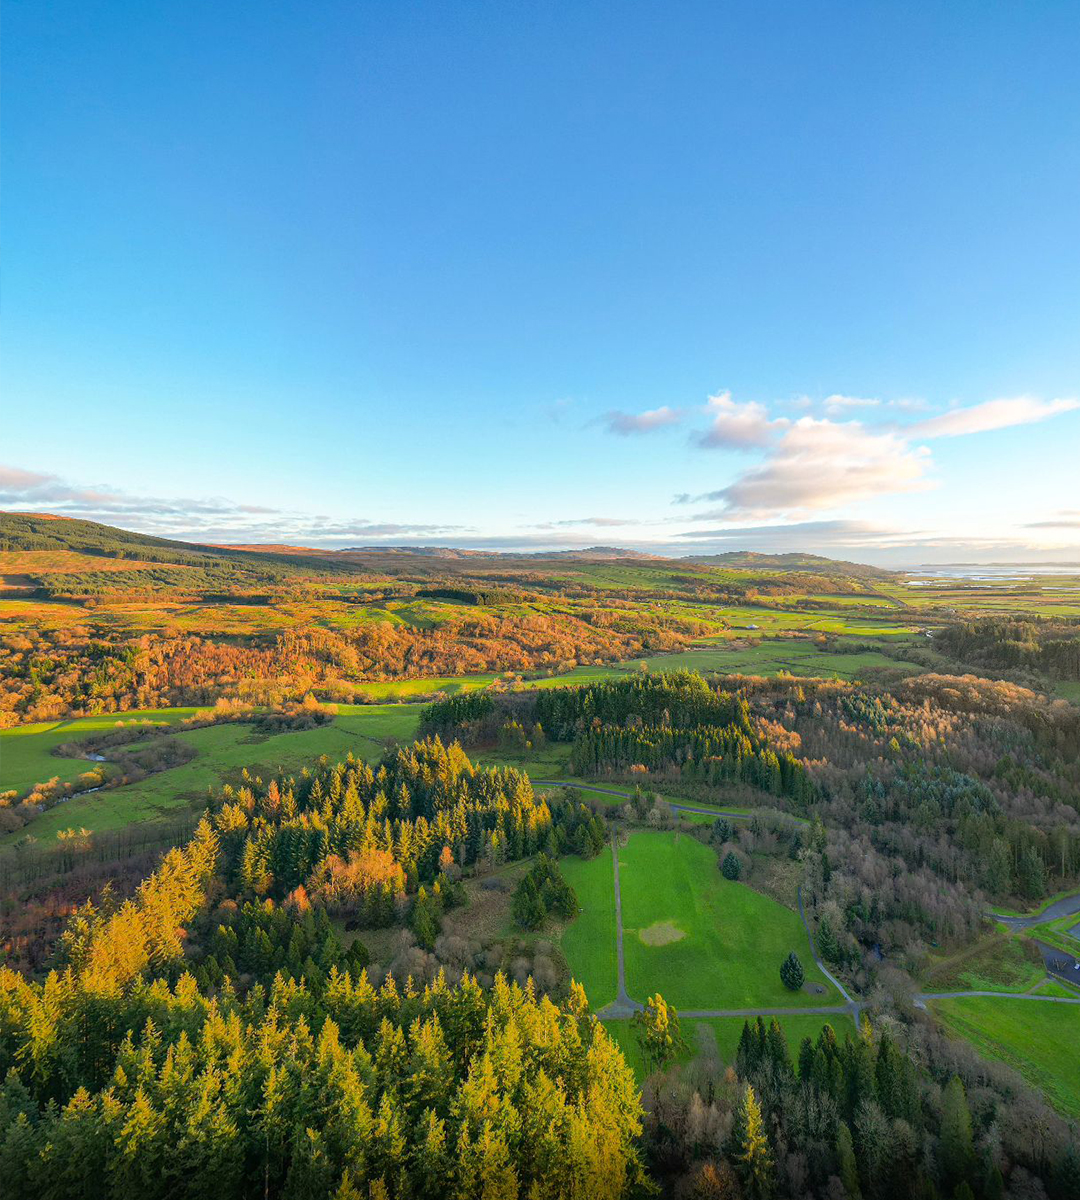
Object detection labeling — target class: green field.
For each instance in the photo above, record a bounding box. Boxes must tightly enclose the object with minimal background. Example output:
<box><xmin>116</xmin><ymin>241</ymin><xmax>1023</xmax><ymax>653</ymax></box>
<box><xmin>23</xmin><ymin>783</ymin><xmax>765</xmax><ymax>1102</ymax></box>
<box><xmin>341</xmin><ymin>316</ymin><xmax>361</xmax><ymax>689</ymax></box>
<box><xmin>618</xmin><ymin>831</ymin><xmax>837</xmax><ymax>1010</ymax></box>
<box><xmin>0</xmin><ymin>707</ymin><xmax>210</xmax><ymax>796</ymax></box>
<box><xmin>930</xmin><ymin>997</ymin><xmax>1080</xmax><ymax>1118</ymax></box>
<box><xmin>636</xmin><ymin>640</ymin><xmax>920</xmax><ymax>680</ymax></box>
<box><xmin>1</xmin><ymin>705</ymin><xmax>422</xmax><ymax>844</ymax></box>
<box><xmin>559</xmin><ymin>848</ymin><xmax>618</xmax><ymax>1011</ymax></box>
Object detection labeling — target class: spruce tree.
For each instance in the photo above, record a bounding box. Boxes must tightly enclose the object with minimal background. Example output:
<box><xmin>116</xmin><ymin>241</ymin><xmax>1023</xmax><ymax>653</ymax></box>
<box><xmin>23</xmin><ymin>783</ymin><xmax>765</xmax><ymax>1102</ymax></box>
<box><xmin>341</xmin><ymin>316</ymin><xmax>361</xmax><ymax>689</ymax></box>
<box><xmin>780</xmin><ymin>951</ymin><xmax>804</xmax><ymax>991</ymax></box>
<box><xmin>939</xmin><ymin>1075</ymin><xmax>974</xmax><ymax>1192</ymax></box>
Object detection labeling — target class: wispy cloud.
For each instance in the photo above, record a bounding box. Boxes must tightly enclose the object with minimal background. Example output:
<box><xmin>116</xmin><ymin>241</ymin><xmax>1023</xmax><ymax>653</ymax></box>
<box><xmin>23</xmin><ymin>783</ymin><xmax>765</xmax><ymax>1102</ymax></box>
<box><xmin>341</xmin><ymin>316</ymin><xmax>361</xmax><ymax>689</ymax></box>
<box><xmin>823</xmin><ymin>394</ymin><xmax>880</xmax><ymax>415</ymax></box>
<box><xmin>912</xmin><ymin>395</ymin><xmax>1080</xmax><ymax>439</ymax></box>
<box><xmin>0</xmin><ymin>464</ymin><xmax>466</xmax><ymax>545</ymax></box>
<box><xmin>681</xmin><ymin>390</ymin><xmax>1079</xmax><ymax>521</ymax></box>
<box><xmin>601</xmin><ymin>406</ymin><xmax>683</xmax><ymax>435</ymax></box>
<box><xmin>537</xmin><ymin>516</ymin><xmax>642</xmax><ymax>528</ymax></box>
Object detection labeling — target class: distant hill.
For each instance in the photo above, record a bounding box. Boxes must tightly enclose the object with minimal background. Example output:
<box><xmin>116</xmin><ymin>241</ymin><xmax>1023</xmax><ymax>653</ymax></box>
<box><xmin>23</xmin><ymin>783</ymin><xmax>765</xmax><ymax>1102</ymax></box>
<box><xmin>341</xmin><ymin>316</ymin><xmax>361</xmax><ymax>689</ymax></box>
<box><xmin>0</xmin><ymin>512</ymin><xmax>353</xmax><ymax>577</ymax></box>
<box><xmin>682</xmin><ymin>550</ymin><xmax>893</xmax><ymax>579</ymax></box>
<box><xmin>338</xmin><ymin>545</ymin><xmax>486</xmax><ymax>558</ymax></box>
<box><xmin>1</xmin><ymin>513</ymin><xmax>888</xmax><ymax>580</ymax></box>
<box><xmin>539</xmin><ymin>545</ymin><xmax>656</xmax><ymax>560</ymax></box>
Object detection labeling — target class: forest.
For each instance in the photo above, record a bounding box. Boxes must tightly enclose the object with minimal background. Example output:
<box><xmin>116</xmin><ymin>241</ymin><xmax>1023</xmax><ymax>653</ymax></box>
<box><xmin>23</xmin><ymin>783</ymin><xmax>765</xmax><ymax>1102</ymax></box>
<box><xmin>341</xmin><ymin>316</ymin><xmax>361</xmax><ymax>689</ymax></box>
<box><xmin>3</xmin><ymin>517</ymin><xmax>1080</xmax><ymax>1198</ymax></box>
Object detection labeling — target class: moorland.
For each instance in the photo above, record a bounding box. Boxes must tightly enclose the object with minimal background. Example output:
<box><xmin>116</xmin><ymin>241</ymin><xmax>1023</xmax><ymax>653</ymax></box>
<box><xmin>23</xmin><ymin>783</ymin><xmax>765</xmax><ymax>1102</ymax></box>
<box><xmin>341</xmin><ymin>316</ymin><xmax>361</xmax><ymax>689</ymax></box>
<box><xmin>2</xmin><ymin>511</ymin><xmax>1080</xmax><ymax>1199</ymax></box>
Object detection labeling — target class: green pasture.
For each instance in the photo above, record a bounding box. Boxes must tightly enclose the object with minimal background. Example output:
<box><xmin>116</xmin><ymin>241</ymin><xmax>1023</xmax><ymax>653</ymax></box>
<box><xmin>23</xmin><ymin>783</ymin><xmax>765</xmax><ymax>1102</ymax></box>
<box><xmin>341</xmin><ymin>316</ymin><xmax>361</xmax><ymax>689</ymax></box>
<box><xmin>1</xmin><ymin>705</ymin><xmax>422</xmax><ymax>844</ymax></box>
<box><xmin>635</xmin><ymin>640</ymin><xmax>920</xmax><ymax>680</ymax></box>
<box><xmin>930</xmin><ymin>996</ymin><xmax>1080</xmax><ymax>1118</ymax></box>
<box><xmin>0</xmin><ymin>707</ymin><xmax>210</xmax><ymax>796</ymax></box>
<box><xmin>923</xmin><ymin>932</ymin><xmax>1046</xmax><ymax>994</ymax></box>
<box><xmin>559</xmin><ymin>847</ymin><xmax>618</xmax><ymax>1012</ymax></box>
<box><xmin>618</xmin><ymin>831</ymin><xmax>836</xmax><ymax>1010</ymax></box>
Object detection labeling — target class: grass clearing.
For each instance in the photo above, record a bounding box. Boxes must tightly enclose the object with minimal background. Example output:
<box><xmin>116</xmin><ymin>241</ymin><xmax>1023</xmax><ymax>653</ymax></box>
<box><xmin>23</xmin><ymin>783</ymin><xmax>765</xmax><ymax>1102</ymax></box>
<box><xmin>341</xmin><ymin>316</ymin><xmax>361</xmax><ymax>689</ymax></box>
<box><xmin>558</xmin><ymin>848</ymin><xmax>618</xmax><ymax>1012</ymax></box>
<box><xmin>930</xmin><ymin>996</ymin><xmax>1080</xmax><ymax>1118</ymax></box>
<box><xmin>0</xmin><ymin>708</ymin><xmax>210</xmax><ymax>796</ymax></box>
<box><xmin>923</xmin><ymin>932</ymin><xmax>1046</xmax><ymax>994</ymax></box>
<box><xmin>618</xmin><ymin>831</ymin><xmax>836</xmax><ymax>1010</ymax></box>
<box><xmin>639</xmin><ymin>921</ymin><xmax>685</xmax><ymax>946</ymax></box>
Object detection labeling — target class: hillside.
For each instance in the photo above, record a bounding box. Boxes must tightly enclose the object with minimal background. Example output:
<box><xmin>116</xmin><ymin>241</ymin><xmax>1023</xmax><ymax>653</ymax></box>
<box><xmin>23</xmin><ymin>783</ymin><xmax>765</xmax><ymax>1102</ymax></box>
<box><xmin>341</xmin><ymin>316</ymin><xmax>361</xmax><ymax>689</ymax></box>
<box><xmin>683</xmin><ymin>550</ymin><xmax>894</xmax><ymax>579</ymax></box>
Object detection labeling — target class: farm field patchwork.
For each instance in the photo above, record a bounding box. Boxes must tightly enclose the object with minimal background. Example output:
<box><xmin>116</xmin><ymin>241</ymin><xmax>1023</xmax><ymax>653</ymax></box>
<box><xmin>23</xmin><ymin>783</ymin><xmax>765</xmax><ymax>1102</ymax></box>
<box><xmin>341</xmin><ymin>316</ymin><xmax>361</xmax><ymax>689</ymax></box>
<box><xmin>930</xmin><ymin>996</ymin><xmax>1080</xmax><ymax>1118</ymax></box>
<box><xmin>618</xmin><ymin>831</ymin><xmax>837</xmax><ymax>1010</ymax></box>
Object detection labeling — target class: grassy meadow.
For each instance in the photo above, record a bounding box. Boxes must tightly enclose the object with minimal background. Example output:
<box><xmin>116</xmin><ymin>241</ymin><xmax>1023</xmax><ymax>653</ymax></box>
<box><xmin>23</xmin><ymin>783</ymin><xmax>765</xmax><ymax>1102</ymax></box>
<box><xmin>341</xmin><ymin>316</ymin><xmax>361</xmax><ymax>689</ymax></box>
<box><xmin>558</xmin><ymin>847</ymin><xmax>618</xmax><ymax>1011</ymax></box>
<box><xmin>618</xmin><ymin>831</ymin><xmax>836</xmax><ymax>1010</ymax></box>
<box><xmin>0</xmin><ymin>704</ymin><xmax>422</xmax><ymax>844</ymax></box>
<box><xmin>930</xmin><ymin>996</ymin><xmax>1080</xmax><ymax>1118</ymax></box>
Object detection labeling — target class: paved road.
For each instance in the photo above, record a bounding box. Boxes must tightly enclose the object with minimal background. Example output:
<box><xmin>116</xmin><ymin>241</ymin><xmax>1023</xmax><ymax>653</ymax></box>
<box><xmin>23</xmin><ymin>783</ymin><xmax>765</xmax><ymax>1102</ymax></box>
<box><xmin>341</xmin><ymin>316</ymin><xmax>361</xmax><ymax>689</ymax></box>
<box><xmin>533</xmin><ymin>779</ymin><xmax>752</xmax><ymax>822</ymax></box>
<box><xmin>916</xmin><ymin>990</ymin><xmax>1080</xmax><ymax>1006</ymax></box>
<box><xmin>602</xmin><ymin>833</ymin><xmax>643</xmax><ymax>1019</ymax></box>
<box><xmin>568</xmin><ymin>790</ymin><xmax>1077</xmax><ymax>1029</ymax></box>
<box><xmin>994</xmin><ymin>891</ymin><xmax>1080</xmax><ymax>931</ymax></box>
<box><xmin>797</xmin><ymin>886</ymin><xmax>862</xmax><ymax>1027</ymax></box>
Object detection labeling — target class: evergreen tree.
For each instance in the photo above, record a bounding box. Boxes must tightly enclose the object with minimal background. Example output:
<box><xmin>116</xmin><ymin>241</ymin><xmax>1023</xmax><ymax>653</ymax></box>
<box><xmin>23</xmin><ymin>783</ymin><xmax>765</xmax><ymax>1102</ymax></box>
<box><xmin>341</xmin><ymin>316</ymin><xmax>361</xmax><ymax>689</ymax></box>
<box><xmin>721</xmin><ymin>851</ymin><xmax>742</xmax><ymax>881</ymax></box>
<box><xmin>779</xmin><ymin>951</ymin><xmax>804</xmax><ymax>991</ymax></box>
<box><xmin>837</xmin><ymin>1119</ymin><xmax>861</xmax><ymax>1199</ymax></box>
<box><xmin>939</xmin><ymin>1075</ymin><xmax>974</xmax><ymax>1192</ymax></box>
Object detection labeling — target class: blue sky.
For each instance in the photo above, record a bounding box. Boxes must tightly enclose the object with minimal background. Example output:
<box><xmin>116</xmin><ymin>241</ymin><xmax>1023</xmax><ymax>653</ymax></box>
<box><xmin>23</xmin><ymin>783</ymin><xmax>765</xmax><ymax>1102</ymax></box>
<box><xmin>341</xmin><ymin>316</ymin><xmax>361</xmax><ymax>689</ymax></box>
<box><xmin>3</xmin><ymin>1</ymin><xmax>1078</xmax><ymax>563</ymax></box>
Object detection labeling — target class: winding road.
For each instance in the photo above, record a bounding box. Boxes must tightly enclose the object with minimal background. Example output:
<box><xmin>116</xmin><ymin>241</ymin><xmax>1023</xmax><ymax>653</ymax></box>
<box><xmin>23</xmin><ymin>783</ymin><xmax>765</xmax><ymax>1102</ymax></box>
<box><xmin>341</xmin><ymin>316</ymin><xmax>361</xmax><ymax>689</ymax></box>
<box><xmin>993</xmin><ymin>893</ymin><xmax>1080</xmax><ymax>931</ymax></box>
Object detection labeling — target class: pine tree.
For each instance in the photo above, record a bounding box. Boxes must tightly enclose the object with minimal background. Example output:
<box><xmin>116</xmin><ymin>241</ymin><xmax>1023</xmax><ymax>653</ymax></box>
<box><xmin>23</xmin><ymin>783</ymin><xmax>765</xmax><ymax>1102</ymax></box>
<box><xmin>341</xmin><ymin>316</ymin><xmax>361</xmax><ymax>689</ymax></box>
<box><xmin>939</xmin><ymin>1075</ymin><xmax>974</xmax><ymax>1192</ymax></box>
<box><xmin>779</xmin><ymin>951</ymin><xmax>804</xmax><ymax>991</ymax></box>
<box><xmin>837</xmin><ymin>1119</ymin><xmax>861</xmax><ymax>1199</ymax></box>
<box><xmin>721</xmin><ymin>851</ymin><xmax>742</xmax><ymax>881</ymax></box>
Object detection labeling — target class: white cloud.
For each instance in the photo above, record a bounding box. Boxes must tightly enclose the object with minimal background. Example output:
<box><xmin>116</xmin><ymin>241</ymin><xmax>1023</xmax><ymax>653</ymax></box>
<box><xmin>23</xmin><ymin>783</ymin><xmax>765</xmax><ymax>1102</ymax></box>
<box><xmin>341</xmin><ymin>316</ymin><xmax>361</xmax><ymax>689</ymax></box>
<box><xmin>912</xmin><ymin>395</ymin><xmax>1080</xmax><ymax>439</ymax></box>
<box><xmin>693</xmin><ymin>417</ymin><xmax>933</xmax><ymax>518</ymax></box>
<box><xmin>695</xmin><ymin>391</ymin><xmax>788</xmax><ymax>449</ymax></box>
<box><xmin>601</xmin><ymin>406</ymin><xmax>684</xmax><ymax>435</ymax></box>
<box><xmin>681</xmin><ymin>389</ymin><xmax>1079</xmax><ymax>522</ymax></box>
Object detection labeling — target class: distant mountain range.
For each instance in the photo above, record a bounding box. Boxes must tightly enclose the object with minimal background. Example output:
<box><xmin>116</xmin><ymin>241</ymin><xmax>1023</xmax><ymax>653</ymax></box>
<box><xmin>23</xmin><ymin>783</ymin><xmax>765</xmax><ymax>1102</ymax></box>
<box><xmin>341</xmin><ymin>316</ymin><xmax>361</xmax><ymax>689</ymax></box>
<box><xmin>2</xmin><ymin>512</ymin><xmax>889</xmax><ymax>578</ymax></box>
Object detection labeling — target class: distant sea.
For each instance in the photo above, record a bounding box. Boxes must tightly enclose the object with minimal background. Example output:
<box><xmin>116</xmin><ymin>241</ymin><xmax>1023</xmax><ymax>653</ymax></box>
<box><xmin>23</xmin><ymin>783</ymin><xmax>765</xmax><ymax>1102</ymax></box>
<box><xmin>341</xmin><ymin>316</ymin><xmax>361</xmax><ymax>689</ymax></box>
<box><xmin>903</xmin><ymin>564</ymin><xmax>1080</xmax><ymax>582</ymax></box>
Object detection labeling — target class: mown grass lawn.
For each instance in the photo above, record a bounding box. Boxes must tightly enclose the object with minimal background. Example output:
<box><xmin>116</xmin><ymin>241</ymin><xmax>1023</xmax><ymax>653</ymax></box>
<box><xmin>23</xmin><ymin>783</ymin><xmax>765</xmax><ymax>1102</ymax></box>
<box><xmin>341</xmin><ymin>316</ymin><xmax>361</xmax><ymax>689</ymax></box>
<box><xmin>618</xmin><ymin>831</ymin><xmax>836</xmax><ymax>1010</ymax></box>
<box><xmin>558</xmin><ymin>847</ymin><xmax>618</xmax><ymax>1012</ymax></box>
<box><xmin>930</xmin><ymin>996</ymin><xmax>1080</xmax><ymax>1118</ymax></box>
